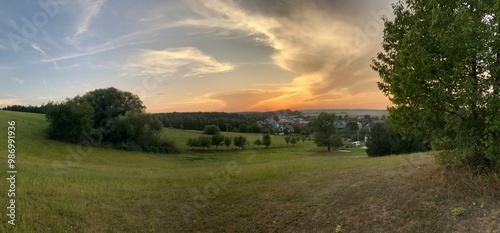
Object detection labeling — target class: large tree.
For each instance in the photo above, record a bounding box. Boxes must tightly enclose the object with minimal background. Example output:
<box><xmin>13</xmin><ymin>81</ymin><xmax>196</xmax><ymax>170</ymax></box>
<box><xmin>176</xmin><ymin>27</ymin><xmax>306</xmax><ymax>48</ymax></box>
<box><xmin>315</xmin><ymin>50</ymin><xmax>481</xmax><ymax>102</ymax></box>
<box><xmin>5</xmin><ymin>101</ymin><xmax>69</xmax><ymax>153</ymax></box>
<box><xmin>372</xmin><ymin>0</ymin><xmax>500</xmax><ymax>170</ymax></box>
<box><xmin>311</xmin><ymin>112</ymin><xmax>341</xmax><ymax>152</ymax></box>
<box><xmin>78</xmin><ymin>87</ymin><xmax>144</xmax><ymax>128</ymax></box>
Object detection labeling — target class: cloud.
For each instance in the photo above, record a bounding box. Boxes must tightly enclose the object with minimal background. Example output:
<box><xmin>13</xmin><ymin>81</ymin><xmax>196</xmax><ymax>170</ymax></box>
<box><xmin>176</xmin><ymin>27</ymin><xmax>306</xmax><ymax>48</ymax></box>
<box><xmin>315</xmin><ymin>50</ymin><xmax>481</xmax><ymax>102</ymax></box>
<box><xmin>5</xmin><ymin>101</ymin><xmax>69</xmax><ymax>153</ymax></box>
<box><xmin>124</xmin><ymin>47</ymin><xmax>234</xmax><ymax>78</ymax></box>
<box><xmin>9</xmin><ymin>77</ymin><xmax>24</xmax><ymax>85</ymax></box>
<box><xmin>182</xmin><ymin>0</ymin><xmax>394</xmax><ymax>107</ymax></box>
<box><xmin>207</xmin><ymin>89</ymin><xmax>291</xmax><ymax>111</ymax></box>
<box><xmin>66</xmin><ymin>0</ymin><xmax>106</xmax><ymax>44</ymax></box>
<box><xmin>0</xmin><ymin>98</ymin><xmax>23</xmax><ymax>107</ymax></box>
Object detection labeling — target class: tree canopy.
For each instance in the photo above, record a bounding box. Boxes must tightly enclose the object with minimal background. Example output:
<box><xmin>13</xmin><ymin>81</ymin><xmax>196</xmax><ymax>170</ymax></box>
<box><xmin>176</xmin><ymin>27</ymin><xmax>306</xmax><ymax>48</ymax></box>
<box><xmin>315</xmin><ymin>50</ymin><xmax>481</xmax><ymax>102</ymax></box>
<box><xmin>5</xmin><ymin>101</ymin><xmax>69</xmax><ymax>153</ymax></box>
<box><xmin>311</xmin><ymin>112</ymin><xmax>341</xmax><ymax>152</ymax></box>
<box><xmin>372</xmin><ymin>0</ymin><xmax>500</xmax><ymax>170</ymax></box>
<box><xmin>45</xmin><ymin>88</ymin><xmax>178</xmax><ymax>153</ymax></box>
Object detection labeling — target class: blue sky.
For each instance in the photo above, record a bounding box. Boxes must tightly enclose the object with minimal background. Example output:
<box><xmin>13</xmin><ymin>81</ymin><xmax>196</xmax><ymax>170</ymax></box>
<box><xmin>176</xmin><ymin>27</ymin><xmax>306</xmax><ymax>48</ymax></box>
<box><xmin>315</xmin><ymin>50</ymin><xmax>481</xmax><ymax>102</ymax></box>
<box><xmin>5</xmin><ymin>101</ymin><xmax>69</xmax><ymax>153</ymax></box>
<box><xmin>0</xmin><ymin>0</ymin><xmax>395</xmax><ymax>112</ymax></box>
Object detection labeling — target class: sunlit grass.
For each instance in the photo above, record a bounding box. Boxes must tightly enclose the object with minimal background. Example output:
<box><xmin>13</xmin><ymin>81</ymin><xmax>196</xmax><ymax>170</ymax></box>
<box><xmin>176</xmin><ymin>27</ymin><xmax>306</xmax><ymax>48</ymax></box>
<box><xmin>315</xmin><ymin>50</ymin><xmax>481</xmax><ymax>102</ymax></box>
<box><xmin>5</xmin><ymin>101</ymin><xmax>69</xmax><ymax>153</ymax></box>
<box><xmin>0</xmin><ymin>111</ymin><xmax>498</xmax><ymax>232</ymax></box>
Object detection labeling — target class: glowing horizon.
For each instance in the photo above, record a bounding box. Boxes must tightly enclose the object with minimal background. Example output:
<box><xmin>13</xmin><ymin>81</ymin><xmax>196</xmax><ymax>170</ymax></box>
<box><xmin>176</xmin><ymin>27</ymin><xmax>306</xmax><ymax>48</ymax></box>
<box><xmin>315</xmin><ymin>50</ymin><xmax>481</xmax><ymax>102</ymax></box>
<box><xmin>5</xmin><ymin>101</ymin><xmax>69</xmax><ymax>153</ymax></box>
<box><xmin>0</xmin><ymin>0</ymin><xmax>395</xmax><ymax>113</ymax></box>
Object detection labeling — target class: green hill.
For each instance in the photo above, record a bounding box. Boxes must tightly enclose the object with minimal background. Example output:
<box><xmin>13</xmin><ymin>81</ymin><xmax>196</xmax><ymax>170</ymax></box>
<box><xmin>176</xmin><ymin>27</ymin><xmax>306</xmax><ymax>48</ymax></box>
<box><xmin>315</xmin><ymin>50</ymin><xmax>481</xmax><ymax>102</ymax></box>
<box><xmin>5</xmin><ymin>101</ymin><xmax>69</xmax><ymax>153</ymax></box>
<box><xmin>0</xmin><ymin>111</ymin><xmax>498</xmax><ymax>232</ymax></box>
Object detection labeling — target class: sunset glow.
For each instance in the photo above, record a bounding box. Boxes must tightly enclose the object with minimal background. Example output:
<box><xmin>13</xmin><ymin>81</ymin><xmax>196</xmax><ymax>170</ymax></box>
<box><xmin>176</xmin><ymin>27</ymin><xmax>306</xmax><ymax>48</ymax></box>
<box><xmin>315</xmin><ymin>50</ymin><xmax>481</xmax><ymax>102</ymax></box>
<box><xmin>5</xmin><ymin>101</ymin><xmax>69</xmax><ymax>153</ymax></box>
<box><xmin>0</xmin><ymin>0</ymin><xmax>395</xmax><ymax>112</ymax></box>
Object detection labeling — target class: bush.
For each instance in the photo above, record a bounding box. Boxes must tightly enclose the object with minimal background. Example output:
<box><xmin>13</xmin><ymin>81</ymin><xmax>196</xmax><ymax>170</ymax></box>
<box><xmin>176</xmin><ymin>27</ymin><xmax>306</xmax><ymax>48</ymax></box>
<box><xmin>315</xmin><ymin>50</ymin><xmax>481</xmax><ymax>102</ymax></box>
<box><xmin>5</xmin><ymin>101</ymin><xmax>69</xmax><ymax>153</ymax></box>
<box><xmin>203</xmin><ymin>124</ymin><xmax>220</xmax><ymax>135</ymax></box>
<box><xmin>366</xmin><ymin>123</ymin><xmax>429</xmax><ymax>157</ymax></box>
<box><xmin>233</xmin><ymin>136</ymin><xmax>247</xmax><ymax>149</ymax></box>
<box><xmin>262</xmin><ymin>133</ymin><xmax>271</xmax><ymax>147</ymax></box>
<box><xmin>45</xmin><ymin>99</ymin><xmax>94</xmax><ymax>143</ymax></box>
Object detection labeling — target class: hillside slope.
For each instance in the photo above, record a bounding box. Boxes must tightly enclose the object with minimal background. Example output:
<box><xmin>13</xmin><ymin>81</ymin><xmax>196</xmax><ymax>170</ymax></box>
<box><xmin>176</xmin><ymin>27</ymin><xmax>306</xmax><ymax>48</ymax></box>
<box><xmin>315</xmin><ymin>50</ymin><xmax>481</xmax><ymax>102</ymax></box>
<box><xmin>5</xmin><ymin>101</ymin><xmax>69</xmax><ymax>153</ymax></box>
<box><xmin>0</xmin><ymin>111</ymin><xmax>499</xmax><ymax>232</ymax></box>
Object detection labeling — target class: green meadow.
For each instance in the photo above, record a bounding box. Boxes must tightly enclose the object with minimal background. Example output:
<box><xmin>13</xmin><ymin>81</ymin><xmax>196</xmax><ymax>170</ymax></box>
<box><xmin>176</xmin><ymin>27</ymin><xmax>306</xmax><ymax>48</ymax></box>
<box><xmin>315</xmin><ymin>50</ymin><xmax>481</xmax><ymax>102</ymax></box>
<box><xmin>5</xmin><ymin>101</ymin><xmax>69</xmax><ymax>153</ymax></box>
<box><xmin>0</xmin><ymin>111</ymin><xmax>499</xmax><ymax>232</ymax></box>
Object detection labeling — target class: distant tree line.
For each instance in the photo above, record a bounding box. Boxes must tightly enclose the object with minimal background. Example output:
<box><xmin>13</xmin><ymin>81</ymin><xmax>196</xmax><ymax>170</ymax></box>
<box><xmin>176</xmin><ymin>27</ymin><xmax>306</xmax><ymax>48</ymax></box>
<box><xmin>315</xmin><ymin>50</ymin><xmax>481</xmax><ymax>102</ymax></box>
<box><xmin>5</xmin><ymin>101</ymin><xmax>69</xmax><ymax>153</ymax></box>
<box><xmin>45</xmin><ymin>87</ymin><xmax>178</xmax><ymax>153</ymax></box>
<box><xmin>2</xmin><ymin>104</ymin><xmax>46</xmax><ymax>114</ymax></box>
<box><xmin>154</xmin><ymin>112</ymin><xmax>267</xmax><ymax>133</ymax></box>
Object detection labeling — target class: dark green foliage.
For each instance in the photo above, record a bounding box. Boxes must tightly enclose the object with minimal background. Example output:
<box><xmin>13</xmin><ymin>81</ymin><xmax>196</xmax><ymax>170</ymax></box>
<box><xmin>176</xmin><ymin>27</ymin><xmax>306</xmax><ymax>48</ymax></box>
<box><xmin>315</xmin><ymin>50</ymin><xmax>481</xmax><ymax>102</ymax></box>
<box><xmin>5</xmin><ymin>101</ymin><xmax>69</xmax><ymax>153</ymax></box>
<box><xmin>45</xmin><ymin>88</ymin><xmax>178</xmax><ymax>153</ymax></box>
<box><xmin>344</xmin><ymin>122</ymin><xmax>359</xmax><ymax>138</ymax></box>
<box><xmin>233</xmin><ymin>136</ymin><xmax>247</xmax><ymax>149</ymax></box>
<box><xmin>78</xmin><ymin>87</ymin><xmax>144</xmax><ymax>128</ymax></box>
<box><xmin>187</xmin><ymin>138</ymin><xmax>200</xmax><ymax>148</ymax></box>
<box><xmin>211</xmin><ymin>134</ymin><xmax>225</xmax><ymax>150</ymax></box>
<box><xmin>253</xmin><ymin>139</ymin><xmax>263</xmax><ymax>146</ymax></box>
<box><xmin>262</xmin><ymin>133</ymin><xmax>272</xmax><ymax>147</ymax></box>
<box><xmin>45</xmin><ymin>99</ymin><xmax>94</xmax><ymax>143</ymax></box>
<box><xmin>290</xmin><ymin>136</ymin><xmax>297</xmax><ymax>145</ymax></box>
<box><xmin>224</xmin><ymin>137</ymin><xmax>232</xmax><ymax>148</ymax></box>
<box><xmin>284</xmin><ymin>136</ymin><xmax>291</xmax><ymax>145</ymax></box>
<box><xmin>198</xmin><ymin>136</ymin><xmax>212</xmax><ymax>149</ymax></box>
<box><xmin>301</xmin><ymin>136</ymin><xmax>306</xmax><ymax>143</ymax></box>
<box><xmin>2</xmin><ymin>104</ymin><xmax>46</xmax><ymax>114</ymax></box>
<box><xmin>311</xmin><ymin>112</ymin><xmax>340</xmax><ymax>152</ymax></box>
<box><xmin>366</xmin><ymin>123</ymin><xmax>429</xmax><ymax>157</ymax></box>
<box><xmin>371</xmin><ymin>0</ymin><xmax>500</xmax><ymax>171</ymax></box>
<box><xmin>247</xmin><ymin>123</ymin><xmax>261</xmax><ymax>133</ymax></box>
<box><xmin>204</xmin><ymin>124</ymin><xmax>221</xmax><ymax>135</ymax></box>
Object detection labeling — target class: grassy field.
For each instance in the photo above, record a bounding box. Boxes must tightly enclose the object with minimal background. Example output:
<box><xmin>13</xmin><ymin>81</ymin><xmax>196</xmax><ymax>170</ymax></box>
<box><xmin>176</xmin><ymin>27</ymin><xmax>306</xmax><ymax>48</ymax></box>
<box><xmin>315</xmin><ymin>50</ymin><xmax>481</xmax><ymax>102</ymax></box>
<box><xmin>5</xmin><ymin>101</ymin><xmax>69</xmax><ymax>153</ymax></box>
<box><xmin>0</xmin><ymin>110</ymin><xmax>499</xmax><ymax>232</ymax></box>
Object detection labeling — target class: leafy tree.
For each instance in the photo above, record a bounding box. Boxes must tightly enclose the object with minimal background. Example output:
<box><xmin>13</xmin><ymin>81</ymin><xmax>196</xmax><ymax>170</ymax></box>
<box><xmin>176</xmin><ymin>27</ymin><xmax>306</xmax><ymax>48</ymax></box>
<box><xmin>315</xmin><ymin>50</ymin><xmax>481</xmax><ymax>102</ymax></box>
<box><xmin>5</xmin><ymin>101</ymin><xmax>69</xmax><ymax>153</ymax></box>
<box><xmin>224</xmin><ymin>136</ymin><xmax>232</xmax><ymax>148</ymax></box>
<box><xmin>233</xmin><ymin>136</ymin><xmax>247</xmax><ymax>149</ymax></box>
<box><xmin>78</xmin><ymin>87</ymin><xmax>144</xmax><ymax>128</ymax></box>
<box><xmin>262</xmin><ymin>133</ymin><xmax>272</xmax><ymax>147</ymax></box>
<box><xmin>187</xmin><ymin>138</ymin><xmax>200</xmax><ymax>148</ymax></box>
<box><xmin>301</xmin><ymin>136</ymin><xmax>306</xmax><ymax>143</ymax></box>
<box><xmin>366</xmin><ymin>123</ymin><xmax>429</xmax><ymax>157</ymax></box>
<box><xmin>371</xmin><ymin>0</ymin><xmax>500</xmax><ymax>170</ymax></box>
<box><xmin>238</xmin><ymin>124</ymin><xmax>248</xmax><ymax>133</ymax></box>
<box><xmin>253</xmin><ymin>139</ymin><xmax>263</xmax><ymax>147</ymax></box>
<box><xmin>45</xmin><ymin>99</ymin><xmax>94</xmax><ymax>143</ymax></box>
<box><xmin>247</xmin><ymin>122</ymin><xmax>261</xmax><ymax>133</ymax></box>
<box><xmin>290</xmin><ymin>136</ymin><xmax>297</xmax><ymax>146</ymax></box>
<box><xmin>203</xmin><ymin>124</ymin><xmax>220</xmax><ymax>135</ymax></box>
<box><xmin>344</xmin><ymin>122</ymin><xmax>359</xmax><ymax>138</ymax></box>
<box><xmin>311</xmin><ymin>112</ymin><xmax>338</xmax><ymax>152</ymax></box>
<box><xmin>198</xmin><ymin>136</ymin><xmax>212</xmax><ymax>149</ymax></box>
<box><xmin>211</xmin><ymin>134</ymin><xmax>225</xmax><ymax>150</ymax></box>
<box><xmin>284</xmin><ymin>136</ymin><xmax>291</xmax><ymax>145</ymax></box>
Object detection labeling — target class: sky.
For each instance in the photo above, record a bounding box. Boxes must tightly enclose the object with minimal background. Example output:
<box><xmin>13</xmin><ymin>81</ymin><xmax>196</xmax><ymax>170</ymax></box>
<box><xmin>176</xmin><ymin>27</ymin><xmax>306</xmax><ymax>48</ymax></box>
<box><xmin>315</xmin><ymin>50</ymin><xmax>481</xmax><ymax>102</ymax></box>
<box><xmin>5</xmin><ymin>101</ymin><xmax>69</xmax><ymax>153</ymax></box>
<box><xmin>0</xmin><ymin>0</ymin><xmax>396</xmax><ymax>113</ymax></box>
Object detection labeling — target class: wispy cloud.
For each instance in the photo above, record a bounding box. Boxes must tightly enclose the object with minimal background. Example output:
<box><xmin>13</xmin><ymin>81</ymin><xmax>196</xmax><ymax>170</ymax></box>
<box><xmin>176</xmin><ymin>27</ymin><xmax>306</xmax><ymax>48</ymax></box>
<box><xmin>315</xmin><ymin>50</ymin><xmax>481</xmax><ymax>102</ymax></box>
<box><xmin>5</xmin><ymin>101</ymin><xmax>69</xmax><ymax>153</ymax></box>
<box><xmin>182</xmin><ymin>0</ymin><xmax>393</xmax><ymax>107</ymax></box>
<box><xmin>66</xmin><ymin>0</ymin><xmax>106</xmax><ymax>45</ymax></box>
<box><xmin>124</xmin><ymin>47</ymin><xmax>234</xmax><ymax>78</ymax></box>
<box><xmin>9</xmin><ymin>77</ymin><xmax>24</xmax><ymax>85</ymax></box>
<box><xmin>0</xmin><ymin>98</ymin><xmax>23</xmax><ymax>107</ymax></box>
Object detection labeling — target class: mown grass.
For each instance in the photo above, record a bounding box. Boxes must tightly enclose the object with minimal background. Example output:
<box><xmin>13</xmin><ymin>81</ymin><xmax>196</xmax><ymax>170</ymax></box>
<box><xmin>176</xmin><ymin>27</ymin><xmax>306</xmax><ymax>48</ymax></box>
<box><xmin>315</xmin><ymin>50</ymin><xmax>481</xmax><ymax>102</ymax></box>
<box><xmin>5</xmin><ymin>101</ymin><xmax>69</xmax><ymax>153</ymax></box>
<box><xmin>0</xmin><ymin>110</ymin><xmax>499</xmax><ymax>232</ymax></box>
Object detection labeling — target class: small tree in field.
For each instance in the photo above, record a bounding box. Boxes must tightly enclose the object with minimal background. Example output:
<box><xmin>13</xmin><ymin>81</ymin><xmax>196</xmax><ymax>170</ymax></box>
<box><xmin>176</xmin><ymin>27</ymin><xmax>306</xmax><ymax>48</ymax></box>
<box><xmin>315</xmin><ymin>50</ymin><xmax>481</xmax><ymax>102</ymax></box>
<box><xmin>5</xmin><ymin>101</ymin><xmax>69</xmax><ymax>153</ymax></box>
<box><xmin>311</xmin><ymin>112</ymin><xmax>338</xmax><ymax>152</ymax></box>
<box><xmin>253</xmin><ymin>139</ymin><xmax>263</xmax><ymax>147</ymax></box>
<box><xmin>186</xmin><ymin>138</ymin><xmax>200</xmax><ymax>149</ymax></box>
<box><xmin>290</xmin><ymin>136</ymin><xmax>298</xmax><ymax>146</ymax></box>
<box><xmin>301</xmin><ymin>136</ymin><xmax>306</xmax><ymax>143</ymax></box>
<box><xmin>224</xmin><ymin>137</ymin><xmax>232</xmax><ymax>148</ymax></box>
<box><xmin>284</xmin><ymin>136</ymin><xmax>291</xmax><ymax>145</ymax></box>
<box><xmin>262</xmin><ymin>133</ymin><xmax>272</xmax><ymax>147</ymax></box>
<box><xmin>198</xmin><ymin>135</ymin><xmax>212</xmax><ymax>149</ymax></box>
<box><xmin>204</xmin><ymin>124</ymin><xmax>220</xmax><ymax>135</ymax></box>
<box><xmin>233</xmin><ymin>136</ymin><xmax>247</xmax><ymax>149</ymax></box>
<box><xmin>211</xmin><ymin>134</ymin><xmax>225</xmax><ymax>150</ymax></box>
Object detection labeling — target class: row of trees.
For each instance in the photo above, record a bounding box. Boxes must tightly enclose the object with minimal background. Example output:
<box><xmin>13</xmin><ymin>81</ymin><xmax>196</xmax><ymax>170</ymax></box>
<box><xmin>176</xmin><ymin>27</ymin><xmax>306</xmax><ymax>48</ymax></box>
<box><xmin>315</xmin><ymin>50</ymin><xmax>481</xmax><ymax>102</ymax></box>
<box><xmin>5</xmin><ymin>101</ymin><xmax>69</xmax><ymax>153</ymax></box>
<box><xmin>154</xmin><ymin>112</ymin><xmax>266</xmax><ymax>132</ymax></box>
<box><xmin>45</xmin><ymin>87</ymin><xmax>178</xmax><ymax>153</ymax></box>
<box><xmin>2</xmin><ymin>104</ymin><xmax>46</xmax><ymax>114</ymax></box>
<box><xmin>187</xmin><ymin>135</ymin><xmax>250</xmax><ymax>150</ymax></box>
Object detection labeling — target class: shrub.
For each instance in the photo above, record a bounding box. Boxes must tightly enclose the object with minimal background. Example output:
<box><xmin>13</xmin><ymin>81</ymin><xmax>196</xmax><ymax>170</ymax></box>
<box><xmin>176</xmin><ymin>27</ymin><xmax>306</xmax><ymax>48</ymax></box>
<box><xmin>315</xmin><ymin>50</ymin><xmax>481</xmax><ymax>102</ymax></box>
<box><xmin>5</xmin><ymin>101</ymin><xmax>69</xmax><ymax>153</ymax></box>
<box><xmin>203</xmin><ymin>124</ymin><xmax>220</xmax><ymax>135</ymax></box>
<box><xmin>262</xmin><ymin>133</ymin><xmax>271</xmax><ymax>147</ymax></box>
<box><xmin>233</xmin><ymin>136</ymin><xmax>247</xmax><ymax>149</ymax></box>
